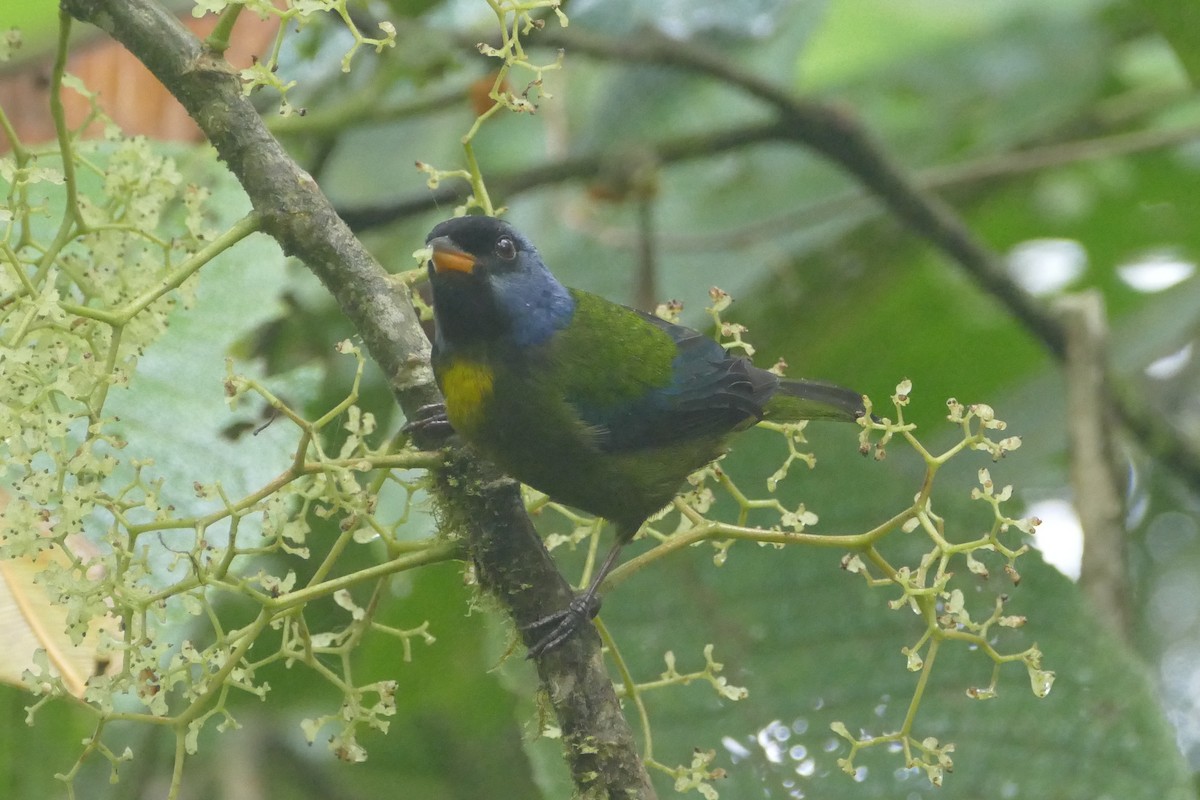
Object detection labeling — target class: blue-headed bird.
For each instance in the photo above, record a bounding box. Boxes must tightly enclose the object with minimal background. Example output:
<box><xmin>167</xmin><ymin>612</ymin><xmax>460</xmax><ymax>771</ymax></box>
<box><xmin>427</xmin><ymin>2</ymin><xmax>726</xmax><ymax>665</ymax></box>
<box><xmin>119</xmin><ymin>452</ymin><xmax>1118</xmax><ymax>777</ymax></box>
<box><xmin>413</xmin><ymin>216</ymin><xmax>865</xmax><ymax>655</ymax></box>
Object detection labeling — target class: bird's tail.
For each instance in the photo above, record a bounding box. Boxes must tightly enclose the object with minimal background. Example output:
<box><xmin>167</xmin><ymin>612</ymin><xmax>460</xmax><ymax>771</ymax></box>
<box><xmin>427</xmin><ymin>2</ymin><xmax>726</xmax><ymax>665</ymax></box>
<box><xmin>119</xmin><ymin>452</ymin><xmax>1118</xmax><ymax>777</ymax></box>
<box><xmin>765</xmin><ymin>378</ymin><xmax>866</xmax><ymax>423</ymax></box>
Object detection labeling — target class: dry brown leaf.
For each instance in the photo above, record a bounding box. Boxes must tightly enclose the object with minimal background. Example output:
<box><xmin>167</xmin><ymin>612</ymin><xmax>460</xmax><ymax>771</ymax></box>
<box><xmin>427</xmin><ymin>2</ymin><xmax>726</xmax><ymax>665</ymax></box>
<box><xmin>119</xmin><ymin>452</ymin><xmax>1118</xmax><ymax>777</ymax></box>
<box><xmin>0</xmin><ymin>491</ymin><xmax>121</xmax><ymax>697</ymax></box>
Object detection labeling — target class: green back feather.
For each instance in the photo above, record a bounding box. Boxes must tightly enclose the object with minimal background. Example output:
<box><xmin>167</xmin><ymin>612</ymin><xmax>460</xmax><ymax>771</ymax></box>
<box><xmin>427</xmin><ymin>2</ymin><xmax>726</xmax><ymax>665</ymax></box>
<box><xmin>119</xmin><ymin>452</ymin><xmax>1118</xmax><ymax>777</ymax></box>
<box><xmin>553</xmin><ymin>290</ymin><xmax>677</xmax><ymax>408</ymax></box>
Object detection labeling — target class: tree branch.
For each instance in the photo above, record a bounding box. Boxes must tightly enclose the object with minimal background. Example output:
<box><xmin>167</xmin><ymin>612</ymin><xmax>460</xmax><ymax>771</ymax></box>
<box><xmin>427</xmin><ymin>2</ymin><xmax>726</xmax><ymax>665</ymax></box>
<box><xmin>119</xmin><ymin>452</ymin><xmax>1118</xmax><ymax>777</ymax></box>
<box><xmin>1055</xmin><ymin>292</ymin><xmax>1131</xmax><ymax>641</ymax></box>
<box><xmin>534</xmin><ymin>26</ymin><xmax>1067</xmax><ymax>357</ymax></box>
<box><xmin>338</xmin><ymin>119</ymin><xmax>788</xmax><ymax>230</ymax></box>
<box><xmin>59</xmin><ymin>1</ymin><xmax>652</xmax><ymax>795</ymax></box>
<box><xmin>531</xmin><ymin>25</ymin><xmax>1200</xmax><ymax>493</ymax></box>
<box><xmin>339</xmin><ymin>86</ymin><xmax>1200</xmax><ymax>253</ymax></box>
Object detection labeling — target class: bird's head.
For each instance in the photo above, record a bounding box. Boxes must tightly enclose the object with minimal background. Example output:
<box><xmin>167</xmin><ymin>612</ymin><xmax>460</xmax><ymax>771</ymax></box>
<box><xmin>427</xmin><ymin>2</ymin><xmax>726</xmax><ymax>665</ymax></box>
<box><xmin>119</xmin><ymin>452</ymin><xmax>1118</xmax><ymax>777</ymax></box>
<box><xmin>425</xmin><ymin>216</ymin><xmax>574</xmax><ymax>348</ymax></box>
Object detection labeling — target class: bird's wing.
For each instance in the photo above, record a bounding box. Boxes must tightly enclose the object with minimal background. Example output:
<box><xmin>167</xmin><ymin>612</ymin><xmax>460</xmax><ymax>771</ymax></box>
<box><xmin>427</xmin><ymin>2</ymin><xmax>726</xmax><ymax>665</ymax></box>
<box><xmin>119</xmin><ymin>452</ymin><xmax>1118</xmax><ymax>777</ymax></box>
<box><xmin>552</xmin><ymin>291</ymin><xmax>772</xmax><ymax>453</ymax></box>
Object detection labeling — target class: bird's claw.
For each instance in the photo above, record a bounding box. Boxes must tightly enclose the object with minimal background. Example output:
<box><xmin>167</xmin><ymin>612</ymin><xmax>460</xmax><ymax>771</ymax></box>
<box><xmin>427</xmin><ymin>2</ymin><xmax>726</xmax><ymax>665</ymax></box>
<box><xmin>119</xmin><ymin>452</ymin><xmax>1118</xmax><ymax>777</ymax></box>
<box><xmin>402</xmin><ymin>402</ymin><xmax>454</xmax><ymax>439</ymax></box>
<box><xmin>523</xmin><ymin>594</ymin><xmax>602</xmax><ymax>657</ymax></box>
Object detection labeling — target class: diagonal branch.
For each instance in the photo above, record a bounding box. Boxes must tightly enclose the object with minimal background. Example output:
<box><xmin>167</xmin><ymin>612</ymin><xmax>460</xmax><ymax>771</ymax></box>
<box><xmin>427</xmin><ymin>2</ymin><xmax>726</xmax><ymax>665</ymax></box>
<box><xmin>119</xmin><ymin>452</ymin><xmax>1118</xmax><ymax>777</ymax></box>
<box><xmin>534</xmin><ymin>26</ymin><xmax>1068</xmax><ymax>357</ymax></box>
<box><xmin>59</xmin><ymin>1</ymin><xmax>652</xmax><ymax>796</ymax></box>
<box><xmin>339</xmin><ymin>97</ymin><xmax>1200</xmax><ymax>252</ymax></box>
<box><xmin>532</xmin><ymin>26</ymin><xmax>1200</xmax><ymax>492</ymax></box>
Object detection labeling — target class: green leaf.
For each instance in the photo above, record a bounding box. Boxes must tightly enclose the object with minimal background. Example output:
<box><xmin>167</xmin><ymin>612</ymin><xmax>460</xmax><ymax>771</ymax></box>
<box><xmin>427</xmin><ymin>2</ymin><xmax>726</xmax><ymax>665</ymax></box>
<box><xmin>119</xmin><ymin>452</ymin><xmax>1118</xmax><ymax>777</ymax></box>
<box><xmin>1141</xmin><ymin>0</ymin><xmax>1200</xmax><ymax>86</ymax></box>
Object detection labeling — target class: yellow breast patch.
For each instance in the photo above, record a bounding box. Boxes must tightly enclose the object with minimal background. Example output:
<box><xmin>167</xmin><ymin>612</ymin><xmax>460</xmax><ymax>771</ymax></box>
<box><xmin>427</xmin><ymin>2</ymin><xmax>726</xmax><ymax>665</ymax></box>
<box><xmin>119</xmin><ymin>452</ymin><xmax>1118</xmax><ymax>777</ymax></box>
<box><xmin>440</xmin><ymin>358</ymin><xmax>495</xmax><ymax>434</ymax></box>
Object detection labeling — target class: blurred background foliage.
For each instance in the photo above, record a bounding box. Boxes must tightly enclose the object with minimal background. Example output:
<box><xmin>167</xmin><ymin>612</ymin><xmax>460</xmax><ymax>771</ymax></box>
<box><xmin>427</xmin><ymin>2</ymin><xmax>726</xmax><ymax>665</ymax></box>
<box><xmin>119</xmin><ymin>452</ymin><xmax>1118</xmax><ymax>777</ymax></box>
<box><xmin>4</xmin><ymin>0</ymin><xmax>1200</xmax><ymax>797</ymax></box>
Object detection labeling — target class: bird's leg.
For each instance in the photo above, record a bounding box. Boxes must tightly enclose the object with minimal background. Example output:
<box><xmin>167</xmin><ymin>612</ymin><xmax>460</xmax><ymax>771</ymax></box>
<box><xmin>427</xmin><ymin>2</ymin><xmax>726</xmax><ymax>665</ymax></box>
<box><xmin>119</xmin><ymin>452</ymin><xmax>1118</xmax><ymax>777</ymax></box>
<box><xmin>401</xmin><ymin>402</ymin><xmax>454</xmax><ymax>437</ymax></box>
<box><xmin>524</xmin><ymin>540</ymin><xmax>626</xmax><ymax>657</ymax></box>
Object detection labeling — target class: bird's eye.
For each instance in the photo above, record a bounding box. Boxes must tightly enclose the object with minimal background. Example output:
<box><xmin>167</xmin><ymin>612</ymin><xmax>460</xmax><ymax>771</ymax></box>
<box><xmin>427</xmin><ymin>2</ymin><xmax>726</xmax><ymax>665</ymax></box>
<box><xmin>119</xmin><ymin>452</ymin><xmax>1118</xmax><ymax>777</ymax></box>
<box><xmin>495</xmin><ymin>236</ymin><xmax>517</xmax><ymax>261</ymax></box>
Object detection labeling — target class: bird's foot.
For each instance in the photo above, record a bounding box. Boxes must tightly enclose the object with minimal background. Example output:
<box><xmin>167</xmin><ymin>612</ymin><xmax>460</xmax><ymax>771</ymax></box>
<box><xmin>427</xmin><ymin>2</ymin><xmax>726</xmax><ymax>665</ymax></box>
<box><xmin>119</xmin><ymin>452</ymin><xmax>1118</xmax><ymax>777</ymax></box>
<box><xmin>523</xmin><ymin>593</ymin><xmax>602</xmax><ymax>657</ymax></box>
<box><xmin>402</xmin><ymin>402</ymin><xmax>454</xmax><ymax>440</ymax></box>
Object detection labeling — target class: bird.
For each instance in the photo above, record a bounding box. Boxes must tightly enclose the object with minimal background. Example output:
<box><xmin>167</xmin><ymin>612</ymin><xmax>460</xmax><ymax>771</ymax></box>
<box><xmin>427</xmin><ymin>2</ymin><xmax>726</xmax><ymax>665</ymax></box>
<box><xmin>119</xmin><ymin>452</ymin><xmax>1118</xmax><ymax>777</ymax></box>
<box><xmin>411</xmin><ymin>215</ymin><xmax>866</xmax><ymax>656</ymax></box>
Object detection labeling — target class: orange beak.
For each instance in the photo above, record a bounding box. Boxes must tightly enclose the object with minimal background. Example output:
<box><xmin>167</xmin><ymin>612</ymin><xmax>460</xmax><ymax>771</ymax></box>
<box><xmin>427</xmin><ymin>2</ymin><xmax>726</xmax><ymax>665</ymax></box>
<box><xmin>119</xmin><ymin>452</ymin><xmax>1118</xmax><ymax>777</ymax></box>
<box><xmin>428</xmin><ymin>237</ymin><xmax>477</xmax><ymax>274</ymax></box>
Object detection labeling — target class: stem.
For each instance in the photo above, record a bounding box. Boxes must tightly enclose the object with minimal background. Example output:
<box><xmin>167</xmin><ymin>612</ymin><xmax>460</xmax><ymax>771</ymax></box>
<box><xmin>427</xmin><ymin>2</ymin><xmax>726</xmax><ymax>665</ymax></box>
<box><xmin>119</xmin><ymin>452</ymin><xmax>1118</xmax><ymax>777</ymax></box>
<box><xmin>51</xmin><ymin>10</ymin><xmax>84</xmax><ymax>231</ymax></box>
<box><xmin>899</xmin><ymin>637</ymin><xmax>939</xmax><ymax>737</ymax></box>
<box><xmin>176</xmin><ymin>608</ymin><xmax>273</xmax><ymax>726</ymax></box>
<box><xmin>607</xmin><ymin>508</ymin><xmax>912</xmax><ymax>590</ymax></box>
<box><xmin>114</xmin><ymin>211</ymin><xmax>263</xmax><ymax>323</ymax></box>
<box><xmin>578</xmin><ymin>516</ymin><xmax>603</xmax><ymax>586</ymax></box>
<box><xmin>166</xmin><ymin>727</ymin><xmax>187</xmax><ymax>800</ymax></box>
<box><xmin>35</xmin><ymin>11</ymin><xmax>85</xmax><ymax>288</ymax></box>
<box><xmin>89</xmin><ymin>324</ymin><xmax>124</xmax><ymax>418</ymax></box>
<box><xmin>270</xmin><ymin>541</ymin><xmax>462</xmax><ymax>611</ymax></box>
<box><xmin>462</xmin><ymin>121</ymin><xmax>498</xmax><ymax>215</ymax></box>
<box><xmin>307</xmin><ymin>526</ymin><xmax>356</xmax><ymax>588</ymax></box>
<box><xmin>598</xmin><ymin>619</ymin><xmax>655</xmax><ymax>760</ymax></box>
<box><xmin>0</xmin><ymin>102</ymin><xmax>25</xmax><ymax>160</ymax></box>
<box><xmin>204</xmin><ymin>3</ymin><xmax>244</xmax><ymax>54</ymax></box>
